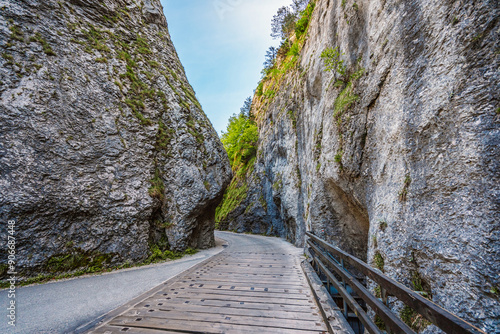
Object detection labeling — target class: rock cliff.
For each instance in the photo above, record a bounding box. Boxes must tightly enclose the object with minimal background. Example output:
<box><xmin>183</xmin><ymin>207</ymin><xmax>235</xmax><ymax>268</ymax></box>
<box><xmin>0</xmin><ymin>0</ymin><xmax>231</xmax><ymax>276</ymax></box>
<box><xmin>219</xmin><ymin>0</ymin><xmax>499</xmax><ymax>332</ymax></box>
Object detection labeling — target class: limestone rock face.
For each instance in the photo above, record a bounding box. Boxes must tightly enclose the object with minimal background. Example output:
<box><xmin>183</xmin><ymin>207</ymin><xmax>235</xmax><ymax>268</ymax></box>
<box><xmin>0</xmin><ymin>0</ymin><xmax>231</xmax><ymax>275</ymax></box>
<box><xmin>224</xmin><ymin>0</ymin><xmax>499</xmax><ymax>331</ymax></box>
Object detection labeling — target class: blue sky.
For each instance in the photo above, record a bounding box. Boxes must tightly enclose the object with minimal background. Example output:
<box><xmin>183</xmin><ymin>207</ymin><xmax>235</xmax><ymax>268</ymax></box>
<box><xmin>160</xmin><ymin>0</ymin><xmax>292</xmax><ymax>134</ymax></box>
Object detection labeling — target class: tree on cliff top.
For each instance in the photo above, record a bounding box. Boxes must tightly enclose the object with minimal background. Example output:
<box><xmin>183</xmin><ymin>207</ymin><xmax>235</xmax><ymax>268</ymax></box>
<box><xmin>240</xmin><ymin>96</ymin><xmax>253</xmax><ymax>118</ymax></box>
<box><xmin>271</xmin><ymin>0</ymin><xmax>311</xmax><ymax>40</ymax></box>
<box><xmin>263</xmin><ymin>46</ymin><xmax>278</xmax><ymax>70</ymax></box>
<box><xmin>271</xmin><ymin>6</ymin><xmax>296</xmax><ymax>40</ymax></box>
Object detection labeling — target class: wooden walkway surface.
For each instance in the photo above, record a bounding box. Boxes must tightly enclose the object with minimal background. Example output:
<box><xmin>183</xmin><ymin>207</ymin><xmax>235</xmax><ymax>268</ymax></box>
<box><xmin>91</xmin><ymin>243</ymin><xmax>329</xmax><ymax>333</ymax></box>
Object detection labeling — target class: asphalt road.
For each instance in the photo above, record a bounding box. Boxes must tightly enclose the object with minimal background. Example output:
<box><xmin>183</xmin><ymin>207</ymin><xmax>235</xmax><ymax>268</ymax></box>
<box><xmin>0</xmin><ymin>236</ymin><xmax>227</xmax><ymax>334</ymax></box>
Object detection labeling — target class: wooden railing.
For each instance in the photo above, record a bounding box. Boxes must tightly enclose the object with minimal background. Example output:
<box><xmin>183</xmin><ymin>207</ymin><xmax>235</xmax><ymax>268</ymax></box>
<box><xmin>305</xmin><ymin>232</ymin><xmax>485</xmax><ymax>334</ymax></box>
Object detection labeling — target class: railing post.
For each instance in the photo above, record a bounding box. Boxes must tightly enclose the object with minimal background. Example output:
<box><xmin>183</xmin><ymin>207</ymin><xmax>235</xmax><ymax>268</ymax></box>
<box><xmin>382</xmin><ymin>288</ymin><xmax>388</xmax><ymax>306</ymax></box>
<box><xmin>341</xmin><ymin>259</ymin><xmax>348</xmax><ymax>318</ymax></box>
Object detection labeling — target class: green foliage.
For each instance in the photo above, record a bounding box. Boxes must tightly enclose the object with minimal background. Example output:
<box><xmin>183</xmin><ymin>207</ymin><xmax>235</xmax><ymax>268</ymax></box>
<box><xmin>221</xmin><ymin>112</ymin><xmax>258</xmax><ymax>169</ymax></box>
<box><xmin>2</xmin><ymin>53</ymin><xmax>13</xmax><ymax>65</ymax></box>
<box><xmin>136</xmin><ymin>35</ymin><xmax>152</xmax><ymax>54</ymax></box>
<box><xmin>186</xmin><ymin>115</ymin><xmax>204</xmax><ymax>144</ymax></box>
<box><xmin>373</xmin><ymin>251</ymin><xmax>384</xmax><ymax>272</ymax></box>
<box><xmin>264</xmin><ymin>89</ymin><xmax>276</xmax><ymax>99</ymax></box>
<box><xmin>117</xmin><ymin>49</ymin><xmax>158</xmax><ymax>126</ymax></box>
<box><xmin>0</xmin><ymin>245</ymin><xmax>198</xmax><ymax>288</ymax></box>
<box><xmin>259</xmin><ymin>195</ymin><xmax>268</xmax><ymax>211</ymax></box>
<box><xmin>257</xmin><ymin>1</ymin><xmax>315</xmax><ymax>100</ymax></box>
<box><xmin>400</xmin><ymin>306</ymin><xmax>431</xmax><ymax>332</ymax></box>
<box><xmin>399</xmin><ymin>174</ymin><xmax>411</xmax><ymax>202</ymax></box>
<box><xmin>273</xmin><ymin>178</ymin><xmax>283</xmax><ymax>191</ymax></box>
<box><xmin>216</xmin><ymin>100</ymin><xmax>259</xmax><ymax>222</ymax></box>
<box><xmin>271</xmin><ymin>6</ymin><xmax>296</xmax><ymax>40</ymax></box>
<box><xmin>287</xmin><ymin>41</ymin><xmax>300</xmax><ymax>57</ymax></box>
<box><xmin>9</xmin><ymin>25</ymin><xmax>24</xmax><ymax>42</ymax></box>
<box><xmin>374</xmin><ymin>314</ymin><xmax>386</xmax><ymax>330</ymax></box>
<box><xmin>46</xmin><ymin>251</ymin><xmax>112</xmax><ymax>273</ymax></box>
<box><xmin>0</xmin><ymin>264</ymin><xmax>8</xmax><ymax>277</ymax></box>
<box><xmin>256</xmin><ymin>81</ymin><xmax>264</xmax><ymax>96</ymax></box>
<box><xmin>321</xmin><ymin>47</ymin><xmax>347</xmax><ymax>77</ymax></box>
<box><xmin>350</xmin><ymin>67</ymin><xmax>364</xmax><ymax>80</ymax></box>
<box><xmin>295</xmin><ymin>2</ymin><xmax>315</xmax><ymax>38</ymax></box>
<box><xmin>181</xmin><ymin>85</ymin><xmax>202</xmax><ymax>110</ymax></box>
<box><xmin>95</xmin><ymin>57</ymin><xmax>108</xmax><ymax>63</ymax></box>
<box><xmin>145</xmin><ymin>245</ymin><xmax>189</xmax><ymax>263</ymax></box>
<box><xmin>287</xmin><ymin>110</ymin><xmax>297</xmax><ymax>129</ymax></box>
<box><xmin>148</xmin><ymin>169</ymin><xmax>165</xmax><ymax>201</ymax></box>
<box><xmin>156</xmin><ymin>120</ymin><xmax>174</xmax><ymax>150</ymax></box>
<box><xmin>216</xmin><ymin>180</ymin><xmax>248</xmax><ymax>222</ymax></box>
<box><xmin>30</xmin><ymin>33</ymin><xmax>56</xmax><ymax>56</ymax></box>
<box><xmin>82</xmin><ymin>25</ymin><xmax>110</xmax><ymax>53</ymax></box>
<box><xmin>334</xmin><ymin>83</ymin><xmax>359</xmax><ymax>118</ymax></box>
<box><xmin>334</xmin><ymin>151</ymin><xmax>343</xmax><ymax>163</ymax></box>
<box><xmin>374</xmin><ymin>285</ymin><xmax>381</xmax><ymax>298</ymax></box>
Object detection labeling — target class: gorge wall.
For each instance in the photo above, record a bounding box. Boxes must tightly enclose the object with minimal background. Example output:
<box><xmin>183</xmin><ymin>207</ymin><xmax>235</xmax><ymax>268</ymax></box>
<box><xmin>0</xmin><ymin>0</ymin><xmax>231</xmax><ymax>276</ymax></box>
<box><xmin>219</xmin><ymin>0</ymin><xmax>499</xmax><ymax>332</ymax></box>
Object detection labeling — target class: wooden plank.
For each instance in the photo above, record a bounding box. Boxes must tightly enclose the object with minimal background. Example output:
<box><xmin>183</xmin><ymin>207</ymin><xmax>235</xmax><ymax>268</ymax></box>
<box><xmin>92</xmin><ymin>326</ymin><xmax>181</xmax><ymax>334</ymax></box>
<box><xmin>177</xmin><ymin>279</ymin><xmax>309</xmax><ymax>289</ymax></box>
<box><xmin>217</xmin><ymin>264</ymin><xmax>300</xmax><ymax>269</ymax></box>
<box><xmin>186</xmin><ymin>271</ymin><xmax>306</xmax><ymax>280</ymax></box>
<box><xmin>182</xmin><ymin>275</ymin><xmax>306</xmax><ymax>285</ymax></box>
<box><xmin>202</xmin><ymin>267</ymin><xmax>302</xmax><ymax>274</ymax></box>
<box><xmin>136</xmin><ymin>302</ymin><xmax>324</xmax><ymax>321</ymax></box>
<box><xmin>144</xmin><ymin>296</ymin><xmax>317</xmax><ymax>312</ymax></box>
<box><xmin>178</xmin><ymin>287</ymin><xmax>312</xmax><ymax>300</ymax></box>
<box><xmin>167</xmin><ymin>282</ymin><xmax>309</xmax><ymax>294</ymax></box>
<box><xmin>306</xmin><ymin>232</ymin><xmax>485</xmax><ymax>334</ymax></box>
<box><xmin>120</xmin><ymin>309</ymin><xmax>327</xmax><ymax>331</ymax></box>
<box><xmin>109</xmin><ymin>315</ymin><xmax>328</xmax><ymax>334</ymax></box>
<box><xmin>152</xmin><ymin>293</ymin><xmax>314</xmax><ymax>306</ymax></box>
<box><xmin>204</xmin><ymin>271</ymin><xmax>302</xmax><ymax>276</ymax></box>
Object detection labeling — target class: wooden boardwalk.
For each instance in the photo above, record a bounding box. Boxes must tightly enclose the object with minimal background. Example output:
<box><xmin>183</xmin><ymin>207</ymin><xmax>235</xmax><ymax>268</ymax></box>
<box><xmin>91</xmin><ymin>238</ymin><xmax>329</xmax><ymax>333</ymax></box>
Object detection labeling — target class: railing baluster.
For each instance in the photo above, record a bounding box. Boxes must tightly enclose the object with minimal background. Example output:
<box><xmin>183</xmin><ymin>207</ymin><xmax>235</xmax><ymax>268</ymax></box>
<box><xmin>305</xmin><ymin>232</ymin><xmax>485</xmax><ymax>334</ymax></box>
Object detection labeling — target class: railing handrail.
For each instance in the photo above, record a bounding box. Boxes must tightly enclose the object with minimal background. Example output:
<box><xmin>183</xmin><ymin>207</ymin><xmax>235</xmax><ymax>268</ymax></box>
<box><xmin>306</xmin><ymin>232</ymin><xmax>485</xmax><ymax>334</ymax></box>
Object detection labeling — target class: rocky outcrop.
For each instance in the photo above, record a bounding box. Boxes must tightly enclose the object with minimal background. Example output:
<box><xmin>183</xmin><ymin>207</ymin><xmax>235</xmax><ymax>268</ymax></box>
<box><xmin>221</xmin><ymin>0</ymin><xmax>499</xmax><ymax>332</ymax></box>
<box><xmin>0</xmin><ymin>0</ymin><xmax>231</xmax><ymax>276</ymax></box>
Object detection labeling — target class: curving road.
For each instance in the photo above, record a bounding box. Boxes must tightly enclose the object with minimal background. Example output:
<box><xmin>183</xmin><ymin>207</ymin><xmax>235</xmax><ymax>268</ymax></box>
<box><xmin>0</xmin><ymin>232</ymin><xmax>305</xmax><ymax>334</ymax></box>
